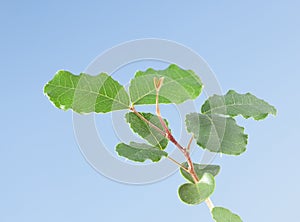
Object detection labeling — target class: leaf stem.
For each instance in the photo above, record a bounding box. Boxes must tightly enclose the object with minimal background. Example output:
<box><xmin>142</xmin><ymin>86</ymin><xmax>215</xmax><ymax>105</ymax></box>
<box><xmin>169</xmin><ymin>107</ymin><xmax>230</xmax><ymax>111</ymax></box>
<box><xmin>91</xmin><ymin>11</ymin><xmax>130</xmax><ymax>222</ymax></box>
<box><xmin>129</xmin><ymin>105</ymin><xmax>165</xmax><ymax>137</ymax></box>
<box><xmin>205</xmin><ymin>198</ymin><xmax>214</xmax><ymax>211</ymax></box>
<box><xmin>167</xmin><ymin>156</ymin><xmax>189</xmax><ymax>172</ymax></box>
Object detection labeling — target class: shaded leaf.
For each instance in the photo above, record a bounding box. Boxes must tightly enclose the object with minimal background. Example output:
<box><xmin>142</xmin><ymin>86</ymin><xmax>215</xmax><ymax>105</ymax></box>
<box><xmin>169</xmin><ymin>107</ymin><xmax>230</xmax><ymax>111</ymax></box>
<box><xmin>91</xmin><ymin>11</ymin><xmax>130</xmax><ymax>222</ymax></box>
<box><xmin>129</xmin><ymin>64</ymin><xmax>203</xmax><ymax>105</ymax></box>
<box><xmin>180</xmin><ymin>162</ymin><xmax>220</xmax><ymax>183</ymax></box>
<box><xmin>201</xmin><ymin>90</ymin><xmax>277</xmax><ymax>120</ymax></box>
<box><xmin>185</xmin><ymin>113</ymin><xmax>248</xmax><ymax>155</ymax></box>
<box><xmin>125</xmin><ymin>112</ymin><xmax>169</xmax><ymax>149</ymax></box>
<box><xmin>115</xmin><ymin>142</ymin><xmax>167</xmax><ymax>162</ymax></box>
<box><xmin>178</xmin><ymin>173</ymin><xmax>215</xmax><ymax>205</ymax></box>
<box><xmin>212</xmin><ymin>207</ymin><xmax>243</xmax><ymax>222</ymax></box>
<box><xmin>44</xmin><ymin>70</ymin><xmax>130</xmax><ymax>113</ymax></box>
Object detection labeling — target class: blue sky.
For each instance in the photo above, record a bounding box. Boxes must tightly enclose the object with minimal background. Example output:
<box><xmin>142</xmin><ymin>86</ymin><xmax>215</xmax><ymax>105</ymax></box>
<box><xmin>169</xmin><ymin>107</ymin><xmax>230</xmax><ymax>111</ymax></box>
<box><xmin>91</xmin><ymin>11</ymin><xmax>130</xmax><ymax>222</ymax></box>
<box><xmin>1</xmin><ymin>1</ymin><xmax>300</xmax><ymax>221</ymax></box>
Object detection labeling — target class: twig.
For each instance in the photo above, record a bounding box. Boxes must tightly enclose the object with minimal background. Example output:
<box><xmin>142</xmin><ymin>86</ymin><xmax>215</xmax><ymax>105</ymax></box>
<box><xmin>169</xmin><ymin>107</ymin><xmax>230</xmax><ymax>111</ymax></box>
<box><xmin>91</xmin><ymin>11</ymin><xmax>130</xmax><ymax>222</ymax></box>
<box><xmin>167</xmin><ymin>156</ymin><xmax>189</xmax><ymax>172</ymax></box>
<box><xmin>154</xmin><ymin>77</ymin><xmax>171</xmax><ymax>136</ymax></box>
<box><xmin>130</xmin><ymin>77</ymin><xmax>215</xmax><ymax>212</ymax></box>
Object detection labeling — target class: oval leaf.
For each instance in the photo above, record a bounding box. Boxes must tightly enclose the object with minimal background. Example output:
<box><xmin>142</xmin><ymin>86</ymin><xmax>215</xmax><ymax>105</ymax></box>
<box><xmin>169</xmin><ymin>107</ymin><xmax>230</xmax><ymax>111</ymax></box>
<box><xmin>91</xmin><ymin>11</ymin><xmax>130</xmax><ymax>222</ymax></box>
<box><xmin>185</xmin><ymin>113</ymin><xmax>248</xmax><ymax>155</ymax></box>
<box><xmin>212</xmin><ymin>207</ymin><xmax>243</xmax><ymax>222</ymax></box>
<box><xmin>125</xmin><ymin>112</ymin><xmax>169</xmax><ymax>149</ymax></box>
<box><xmin>180</xmin><ymin>162</ymin><xmax>220</xmax><ymax>183</ymax></box>
<box><xmin>44</xmin><ymin>71</ymin><xmax>130</xmax><ymax>113</ymax></box>
<box><xmin>201</xmin><ymin>90</ymin><xmax>277</xmax><ymax>120</ymax></box>
<box><xmin>129</xmin><ymin>64</ymin><xmax>203</xmax><ymax>105</ymax></box>
<box><xmin>115</xmin><ymin>142</ymin><xmax>167</xmax><ymax>162</ymax></box>
<box><xmin>178</xmin><ymin>173</ymin><xmax>215</xmax><ymax>205</ymax></box>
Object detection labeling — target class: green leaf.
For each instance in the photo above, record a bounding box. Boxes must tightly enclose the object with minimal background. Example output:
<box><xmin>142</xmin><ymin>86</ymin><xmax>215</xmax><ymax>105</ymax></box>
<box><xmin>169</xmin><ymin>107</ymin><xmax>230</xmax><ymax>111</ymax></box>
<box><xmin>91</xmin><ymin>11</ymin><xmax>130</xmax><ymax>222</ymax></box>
<box><xmin>178</xmin><ymin>173</ymin><xmax>215</xmax><ymax>205</ymax></box>
<box><xmin>115</xmin><ymin>142</ymin><xmax>168</xmax><ymax>162</ymax></box>
<box><xmin>201</xmin><ymin>90</ymin><xmax>277</xmax><ymax>120</ymax></box>
<box><xmin>212</xmin><ymin>207</ymin><xmax>243</xmax><ymax>222</ymax></box>
<box><xmin>125</xmin><ymin>112</ymin><xmax>169</xmax><ymax>149</ymax></box>
<box><xmin>129</xmin><ymin>64</ymin><xmax>203</xmax><ymax>105</ymax></box>
<box><xmin>180</xmin><ymin>162</ymin><xmax>220</xmax><ymax>183</ymax></box>
<box><xmin>185</xmin><ymin>113</ymin><xmax>248</xmax><ymax>155</ymax></box>
<box><xmin>44</xmin><ymin>70</ymin><xmax>130</xmax><ymax>113</ymax></box>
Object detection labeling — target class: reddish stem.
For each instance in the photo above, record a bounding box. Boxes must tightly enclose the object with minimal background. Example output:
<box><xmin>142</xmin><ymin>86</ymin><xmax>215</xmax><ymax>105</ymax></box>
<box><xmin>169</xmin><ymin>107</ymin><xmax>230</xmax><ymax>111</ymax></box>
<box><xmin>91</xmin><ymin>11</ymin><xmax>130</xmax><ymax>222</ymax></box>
<box><xmin>153</xmin><ymin>77</ymin><xmax>199</xmax><ymax>183</ymax></box>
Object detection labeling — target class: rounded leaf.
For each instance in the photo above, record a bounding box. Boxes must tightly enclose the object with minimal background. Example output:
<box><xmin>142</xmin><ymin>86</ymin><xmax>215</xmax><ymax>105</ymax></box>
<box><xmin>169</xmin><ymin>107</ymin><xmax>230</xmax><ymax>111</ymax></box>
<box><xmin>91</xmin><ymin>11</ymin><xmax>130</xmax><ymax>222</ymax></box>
<box><xmin>129</xmin><ymin>64</ymin><xmax>203</xmax><ymax>105</ymax></box>
<box><xmin>178</xmin><ymin>173</ymin><xmax>215</xmax><ymax>205</ymax></box>
<box><xmin>201</xmin><ymin>90</ymin><xmax>277</xmax><ymax>120</ymax></box>
<box><xmin>185</xmin><ymin>113</ymin><xmax>248</xmax><ymax>155</ymax></box>
<box><xmin>212</xmin><ymin>207</ymin><xmax>243</xmax><ymax>222</ymax></box>
<box><xmin>44</xmin><ymin>71</ymin><xmax>130</xmax><ymax>113</ymax></box>
<box><xmin>116</xmin><ymin>142</ymin><xmax>168</xmax><ymax>162</ymax></box>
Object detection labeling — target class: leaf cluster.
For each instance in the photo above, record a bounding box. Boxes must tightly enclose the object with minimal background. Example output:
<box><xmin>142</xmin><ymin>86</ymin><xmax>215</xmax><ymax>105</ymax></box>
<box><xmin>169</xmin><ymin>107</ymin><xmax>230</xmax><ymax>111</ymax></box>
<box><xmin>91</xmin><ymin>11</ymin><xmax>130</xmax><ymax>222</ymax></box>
<box><xmin>44</xmin><ymin>64</ymin><xmax>276</xmax><ymax>221</ymax></box>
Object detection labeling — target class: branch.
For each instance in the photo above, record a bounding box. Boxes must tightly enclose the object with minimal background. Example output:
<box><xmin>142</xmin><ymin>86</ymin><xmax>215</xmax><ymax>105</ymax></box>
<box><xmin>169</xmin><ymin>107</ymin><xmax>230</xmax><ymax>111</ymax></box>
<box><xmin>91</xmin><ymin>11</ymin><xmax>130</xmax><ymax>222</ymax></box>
<box><xmin>154</xmin><ymin>77</ymin><xmax>171</xmax><ymax>136</ymax></box>
<box><xmin>130</xmin><ymin>77</ymin><xmax>215</xmax><ymax>212</ymax></box>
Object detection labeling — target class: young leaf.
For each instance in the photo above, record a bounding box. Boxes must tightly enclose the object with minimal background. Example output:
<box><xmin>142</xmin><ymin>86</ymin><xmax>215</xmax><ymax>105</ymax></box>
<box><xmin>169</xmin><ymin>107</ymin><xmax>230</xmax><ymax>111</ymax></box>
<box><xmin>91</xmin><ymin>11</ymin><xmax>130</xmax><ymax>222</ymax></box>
<box><xmin>129</xmin><ymin>64</ymin><xmax>203</xmax><ymax>105</ymax></box>
<box><xmin>125</xmin><ymin>112</ymin><xmax>169</xmax><ymax>149</ymax></box>
<box><xmin>201</xmin><ymin>90</ymin><xmax>277</xmax><ymax>120</ymax></box>
<box><xmin>178</xmin><ymin>173</ymin><xmax>215</xmax><ymax>205</ymax></box>
<box><xmin>180</xmin><ymin>162</ymin><xmax>220</xmax><ymax>183</ymax></box>
<box><xmin>44</xmin><ymin>70</ymin><xmax>130</xmax><ymax>113</ymax></box>
<box><xmin>212</xmin><ymin>207</ymin><xmax>243</xmax><ymax>222</ymax></box>
<box><xmin>115</xmin><ymin>142</ymin><xmax>168</xmax><ymax>162</ymax></box>
<box><xmin>185</xmin><ymin>113</ymin><xmax>248</xmax><ymax>155</ymax></box>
